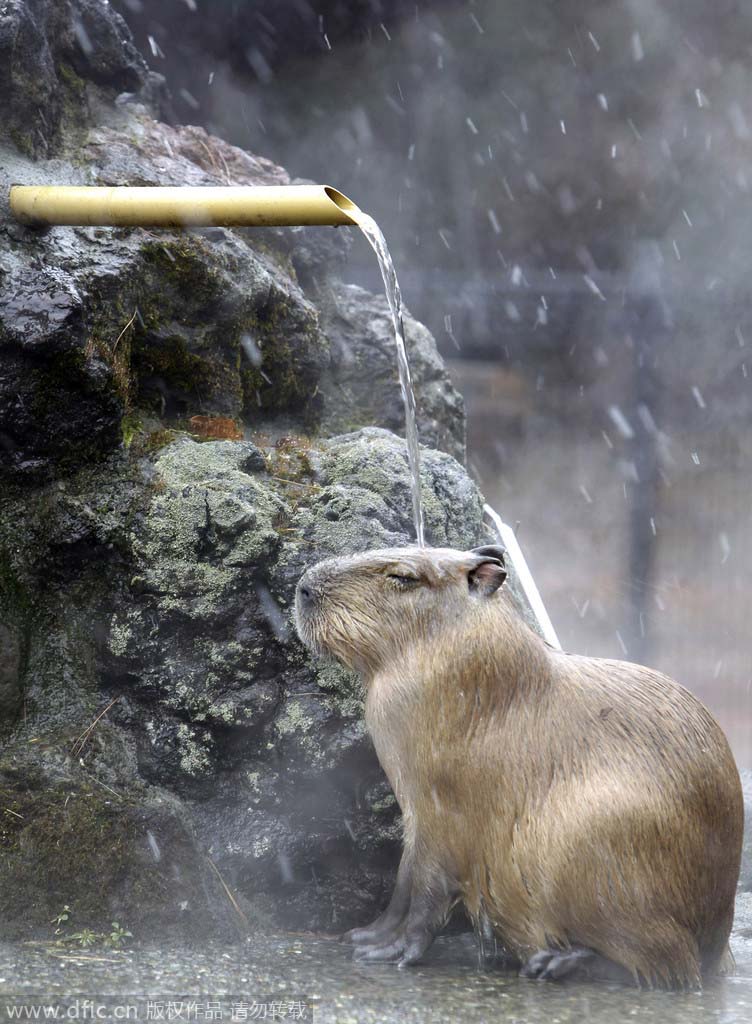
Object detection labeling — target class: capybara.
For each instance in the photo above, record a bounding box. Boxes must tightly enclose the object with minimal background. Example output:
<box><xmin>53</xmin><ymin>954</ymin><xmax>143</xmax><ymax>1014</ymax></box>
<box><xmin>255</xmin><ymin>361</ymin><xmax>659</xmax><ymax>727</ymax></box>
<box><xmin>295</xmin><ymin>544</ymin><xmax>743</xmax><ymax>988</ymax></box>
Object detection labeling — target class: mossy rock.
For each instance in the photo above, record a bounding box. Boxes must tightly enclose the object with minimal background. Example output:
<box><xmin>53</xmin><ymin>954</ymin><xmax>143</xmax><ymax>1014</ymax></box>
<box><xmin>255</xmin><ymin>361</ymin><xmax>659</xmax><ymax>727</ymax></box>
<box><xmin>0</xmin><ymin>751</ymin><xmax>233</xmax><ymax>943</ymax></box>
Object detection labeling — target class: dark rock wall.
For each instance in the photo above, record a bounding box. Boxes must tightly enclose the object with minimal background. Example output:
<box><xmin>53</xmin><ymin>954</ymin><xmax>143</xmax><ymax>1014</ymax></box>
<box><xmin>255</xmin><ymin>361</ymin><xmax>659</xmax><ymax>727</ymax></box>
<box><xmin>0</xmin><ymin>0</ymin><xmax>490</xmax><ymax>942</ymax></box>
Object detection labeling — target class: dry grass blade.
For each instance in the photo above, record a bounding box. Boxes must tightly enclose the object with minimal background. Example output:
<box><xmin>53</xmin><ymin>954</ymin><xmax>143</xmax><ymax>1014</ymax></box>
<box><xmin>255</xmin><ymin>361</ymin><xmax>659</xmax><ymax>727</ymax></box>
<box><xmin>70</xmin><ymin>696</ymin><xmax>121</xmax><ymax>758</ymax></box>
<box><xmin>46</xmin><ymin>952</ymin><xmax>122</xmax><ymax>963</ymax></box>
<box><xmin>207</xmin><ymin>856</ymin><xmax>249</xmax><ymax>928</ymax></box>
<box><xmin>113</xmin><ymin>309</ymin><xmax>138</xmax><ymax>352</ymax></box>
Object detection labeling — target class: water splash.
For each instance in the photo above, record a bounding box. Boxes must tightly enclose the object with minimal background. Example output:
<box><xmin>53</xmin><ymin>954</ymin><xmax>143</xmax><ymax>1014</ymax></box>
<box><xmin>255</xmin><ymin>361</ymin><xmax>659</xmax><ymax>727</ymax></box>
<box><xmin>347</xmin><ymin>210</ymin><xmax>425</xmax><ymax>546</ymax></box>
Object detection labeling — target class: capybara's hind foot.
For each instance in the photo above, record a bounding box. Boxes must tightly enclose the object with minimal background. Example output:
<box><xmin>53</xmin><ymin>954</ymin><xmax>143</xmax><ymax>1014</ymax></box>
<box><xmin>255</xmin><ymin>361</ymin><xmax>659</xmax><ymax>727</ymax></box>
<box><xmin>521</xmin><ymin>946</ymin><xmax>595</xmax><ymax>981</ymax></box>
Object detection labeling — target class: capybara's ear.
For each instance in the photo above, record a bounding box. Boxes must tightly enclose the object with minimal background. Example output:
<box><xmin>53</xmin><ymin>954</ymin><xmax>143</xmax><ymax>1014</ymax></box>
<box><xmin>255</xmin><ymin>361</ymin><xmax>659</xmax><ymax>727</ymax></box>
<box><xmin>467</xmin><ymin>556</ymin><xmax>507</xmax><ymax>596</ymax></box>
<box><xmin>471</xmin><ymin>544</ymin><xmax>507</xmax><ymax>567</ymax></box>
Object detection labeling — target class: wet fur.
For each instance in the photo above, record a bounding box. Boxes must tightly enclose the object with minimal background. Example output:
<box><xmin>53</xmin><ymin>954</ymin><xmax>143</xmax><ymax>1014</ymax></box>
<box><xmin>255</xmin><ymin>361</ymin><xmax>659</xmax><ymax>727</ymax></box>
<box><xmin>295</xmin><ymin>546</ymin><xmax>743</xmax><ymax>988</ymax></box>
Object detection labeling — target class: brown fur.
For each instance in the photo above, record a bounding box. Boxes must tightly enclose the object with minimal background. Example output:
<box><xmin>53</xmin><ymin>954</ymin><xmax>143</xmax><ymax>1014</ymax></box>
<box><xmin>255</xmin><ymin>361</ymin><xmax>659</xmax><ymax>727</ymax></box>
<box><xmin>295</xmin><ymin>546</ymin><xmax>744</xmax><ymax>988</ymax></box>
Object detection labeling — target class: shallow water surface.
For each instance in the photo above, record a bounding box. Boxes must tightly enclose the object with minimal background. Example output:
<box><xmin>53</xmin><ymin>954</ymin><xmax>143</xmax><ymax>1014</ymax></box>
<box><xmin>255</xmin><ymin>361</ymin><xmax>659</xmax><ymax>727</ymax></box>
<box><xmin>1</xmin><ymin>928</ymin><xmax>750</xmax><ymax>1024</ymax></box>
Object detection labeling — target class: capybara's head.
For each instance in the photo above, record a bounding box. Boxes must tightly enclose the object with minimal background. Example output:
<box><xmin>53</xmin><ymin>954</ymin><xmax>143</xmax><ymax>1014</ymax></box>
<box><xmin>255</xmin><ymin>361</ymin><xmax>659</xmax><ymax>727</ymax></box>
<box><xmin>295</xmin><ymin>545</ymin><xmax>507</xmax><ymax>672</ymax></box>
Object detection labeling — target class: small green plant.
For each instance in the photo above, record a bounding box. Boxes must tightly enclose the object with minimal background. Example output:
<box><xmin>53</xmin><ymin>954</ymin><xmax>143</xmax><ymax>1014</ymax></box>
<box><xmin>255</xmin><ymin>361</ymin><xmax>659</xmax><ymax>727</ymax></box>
<box><xmin>106</xmin><ymin>922</ymin><xmax>132</xmax><ymax>948</ymax></box>
<box><xmin>70</xmin><ymin>928</ymin><xmax>98</xmax><ymax>948</ymax></box>
<box><xmin>49</xmin><ymin>906</ymin><xmax>132</xmax><ymax>949</ymax></box>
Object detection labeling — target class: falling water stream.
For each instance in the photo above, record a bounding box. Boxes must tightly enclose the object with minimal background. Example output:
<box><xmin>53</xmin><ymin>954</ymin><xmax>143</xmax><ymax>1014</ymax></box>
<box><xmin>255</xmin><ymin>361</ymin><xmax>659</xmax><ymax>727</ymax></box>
<box><xmin>346</xmin><ymin>210</ymin><xmax>426</xmax><ymax>546</ymax></box>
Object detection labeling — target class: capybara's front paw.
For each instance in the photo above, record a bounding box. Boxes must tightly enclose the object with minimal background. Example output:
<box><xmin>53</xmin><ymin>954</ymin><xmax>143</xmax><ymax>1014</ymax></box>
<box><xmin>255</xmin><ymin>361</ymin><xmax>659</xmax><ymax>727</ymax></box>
<box><xmin>342</xmin><ymin>922</ymin><xmax>389</xmax><ymax>945</ymax></box>
<box><xmin>353</xmin><ymin>926</ymin><xmax>434</xmax><ymax>967</ymax></box>
<box><xmin>341</xmin><ymin>924</ymin><xmax>371</xmax><ymax>944</ymax></box>
<box><xmin>353</xmin><ymin>935</ymin><xmax>406</xmax><ymax>962</ymax></box>
<box><xmin>342</xmin><ymin>912</ymin><xmax>408</xmax><ymax>947</ymax></box>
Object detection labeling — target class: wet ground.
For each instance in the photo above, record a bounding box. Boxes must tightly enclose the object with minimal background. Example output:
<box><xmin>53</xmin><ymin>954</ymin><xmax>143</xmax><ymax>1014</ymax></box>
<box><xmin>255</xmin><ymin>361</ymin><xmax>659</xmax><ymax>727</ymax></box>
<box><xmin>1</xmin><ymin>902</ymin><xmax>751</xmax><ymax>1024</ymax></box>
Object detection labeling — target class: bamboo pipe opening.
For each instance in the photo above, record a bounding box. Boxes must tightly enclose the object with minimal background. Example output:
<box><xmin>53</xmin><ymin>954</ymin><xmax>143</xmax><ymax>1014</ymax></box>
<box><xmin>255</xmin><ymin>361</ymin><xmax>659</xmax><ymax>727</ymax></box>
<box><xmin>8</xmin><ymin>184</ymin><xmax>362</xmax><ymax>228</ymax></box>
<box><xmin>323</xmin><ymin>186</ymin><xmax>361</xmax><ymax>220</ymax></box>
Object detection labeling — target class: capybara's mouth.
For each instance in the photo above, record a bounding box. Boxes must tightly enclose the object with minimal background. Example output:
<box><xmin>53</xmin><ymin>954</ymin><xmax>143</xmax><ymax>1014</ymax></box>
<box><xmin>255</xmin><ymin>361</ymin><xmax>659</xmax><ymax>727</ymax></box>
<box><xmin>293</xmin><ymin>595</ymin><xmax>312</xmax><ymax>645</ymax></box>
<box><xmin>294</xmin><ymin>583</ymin><xmax>352</xmax><ymax>665</ymax></box>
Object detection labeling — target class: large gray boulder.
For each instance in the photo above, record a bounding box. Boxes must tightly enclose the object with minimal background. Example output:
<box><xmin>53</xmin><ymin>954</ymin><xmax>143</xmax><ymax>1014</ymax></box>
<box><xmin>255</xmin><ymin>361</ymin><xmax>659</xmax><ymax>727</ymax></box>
<box><xmin>0</xmin><ymin>424</ymin><xmax>489</xmax><ymax>938</ymax></box>
<box><xmin>0</xmin><ymin>1</ymin><xmax>484</xmax><ymax>941</ymax></box>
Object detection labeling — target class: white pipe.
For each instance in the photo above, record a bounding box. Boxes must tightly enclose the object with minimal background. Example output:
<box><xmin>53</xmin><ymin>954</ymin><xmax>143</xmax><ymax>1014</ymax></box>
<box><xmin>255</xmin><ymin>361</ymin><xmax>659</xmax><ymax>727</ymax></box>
<box><xmin>483</xmin><ymin>503</ymin><xmax>562</xmax><ymax>650</ymax></box>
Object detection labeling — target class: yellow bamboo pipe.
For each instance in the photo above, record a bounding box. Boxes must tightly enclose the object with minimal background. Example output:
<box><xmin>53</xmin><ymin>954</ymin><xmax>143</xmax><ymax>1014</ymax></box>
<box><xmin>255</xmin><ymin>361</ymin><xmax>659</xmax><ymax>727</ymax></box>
<box><xmin>8</xmin><ymin>184</ymin><xmax>361</xmax><ymax>228</ymax></box>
